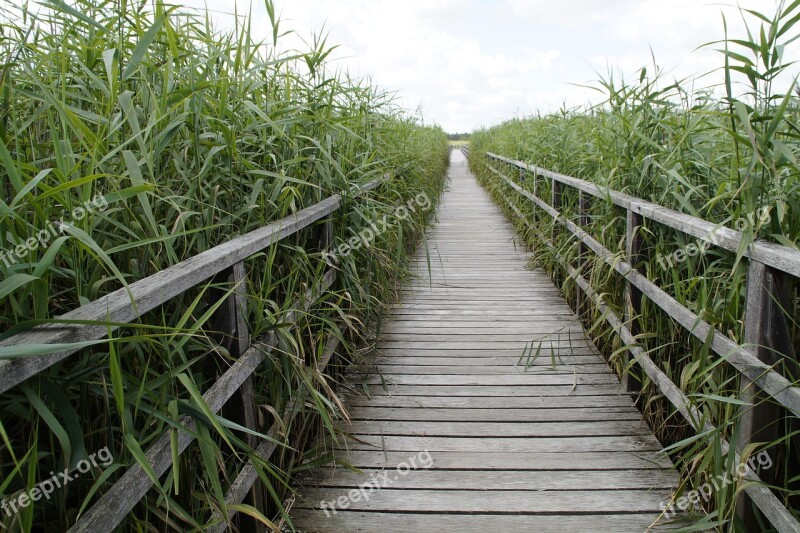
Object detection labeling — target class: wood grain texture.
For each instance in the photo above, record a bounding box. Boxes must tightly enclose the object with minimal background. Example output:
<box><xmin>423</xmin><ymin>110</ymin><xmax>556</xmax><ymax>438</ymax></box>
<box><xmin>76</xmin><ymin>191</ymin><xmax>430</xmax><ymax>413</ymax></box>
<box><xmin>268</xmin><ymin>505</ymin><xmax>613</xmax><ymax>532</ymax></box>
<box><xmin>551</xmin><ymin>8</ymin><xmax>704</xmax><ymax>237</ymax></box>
<box><xmin>493</xmin><ymin>155</ymin><xmax>800</xmax><ymax>533</ymax></box>
<box><xmin>291</xmin><ymin>151</ymin><xmax>677</xmax><ymax>532</ymax></box>
<box><xmin>297</xmin><ymin>488</ymin><xmax>671</xmax><ymax>513</ymax></box>
<box><xmin>312</xmin><ymin>449</ymin><xmax>674</xmax><ymax>470</ymax></box>
<box><xmin>288</xmin><ymin>511</ymin><xmax>682</xmax><ymax>533</ymax></box>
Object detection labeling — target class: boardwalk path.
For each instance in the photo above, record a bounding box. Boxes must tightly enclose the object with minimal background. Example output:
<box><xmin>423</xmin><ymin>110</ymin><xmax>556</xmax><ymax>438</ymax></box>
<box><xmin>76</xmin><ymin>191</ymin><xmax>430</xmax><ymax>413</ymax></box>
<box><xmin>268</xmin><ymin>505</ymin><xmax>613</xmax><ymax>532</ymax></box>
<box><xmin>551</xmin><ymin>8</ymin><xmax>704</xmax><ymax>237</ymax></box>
<box><xmin>291</xmin><ymin>150</ymin><xmax>678</xmax><ymax>532</ymax></box>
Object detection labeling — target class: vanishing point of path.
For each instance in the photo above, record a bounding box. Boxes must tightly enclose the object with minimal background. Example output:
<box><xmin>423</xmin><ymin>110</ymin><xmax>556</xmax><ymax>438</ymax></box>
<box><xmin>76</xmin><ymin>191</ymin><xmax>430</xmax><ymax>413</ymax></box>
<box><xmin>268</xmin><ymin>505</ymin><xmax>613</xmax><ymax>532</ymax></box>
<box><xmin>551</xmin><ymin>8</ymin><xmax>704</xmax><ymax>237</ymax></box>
<box><xmin>290</xmin><ymin>150</ymin><xmax>679</xmax><ymax>532</ymax></box>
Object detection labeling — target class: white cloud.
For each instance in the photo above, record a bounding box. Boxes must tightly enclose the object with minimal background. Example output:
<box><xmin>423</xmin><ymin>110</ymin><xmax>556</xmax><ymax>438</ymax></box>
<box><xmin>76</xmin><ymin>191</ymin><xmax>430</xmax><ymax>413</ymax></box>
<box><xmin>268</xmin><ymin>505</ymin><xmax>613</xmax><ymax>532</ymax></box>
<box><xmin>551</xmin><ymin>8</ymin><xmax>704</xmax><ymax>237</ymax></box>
<box><xmin>180</xmin><ymin>0</ymin><xmax>798</xmax><ymax>132</ymax></box>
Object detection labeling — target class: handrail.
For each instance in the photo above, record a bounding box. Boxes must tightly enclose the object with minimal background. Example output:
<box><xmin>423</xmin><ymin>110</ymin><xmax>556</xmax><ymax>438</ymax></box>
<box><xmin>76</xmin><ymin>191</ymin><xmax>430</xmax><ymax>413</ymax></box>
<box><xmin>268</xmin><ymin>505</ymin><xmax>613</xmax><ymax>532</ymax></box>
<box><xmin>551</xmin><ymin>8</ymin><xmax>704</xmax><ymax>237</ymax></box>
<box><xmin>70</xmin><ymin>271</ymin><xmax>339</xmax><ymax>531</ymax></box>
<box><xmin>0</xmin><ymin>176</ymin><xmax>386</xmax><ymax>394</ymax></box>
<box><xmin>487</xmin><ymin>152</ymin><xmax>800</xmax><ymax>278</ymax></box>
<box><xmin>0</xmin><ymin>173</ymin><xmax>388</xmax><ymax>529</ymax></box>
<box><xmin>484</xmin><ymin>151</ymin><xmax>800</xmax><ymax>532</ymax></box>
<box><xmin>485</xmin><ymin>161</ymin><xmax>800</xmax><ymax>417</ymax></box>
<box><xmin>498</xmin><ymin>191</ymin><xmax>797</xmax><ymax>529</ymax></box>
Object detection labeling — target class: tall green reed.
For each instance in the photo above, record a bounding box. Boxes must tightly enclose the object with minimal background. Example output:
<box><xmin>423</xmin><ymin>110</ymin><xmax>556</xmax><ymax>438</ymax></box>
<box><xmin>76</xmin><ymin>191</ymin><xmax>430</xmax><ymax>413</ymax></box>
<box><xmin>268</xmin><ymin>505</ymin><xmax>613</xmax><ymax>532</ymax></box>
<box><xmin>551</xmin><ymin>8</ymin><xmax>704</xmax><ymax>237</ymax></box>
<box><xmin>0</xmin><ymin>0</ymin><xmax>448</xmax><ymax>530</ymax></box>
<box><xmin>470</xmin><ymin>2</ymin><xmax>800</xmax><ymax>530</ymax></box>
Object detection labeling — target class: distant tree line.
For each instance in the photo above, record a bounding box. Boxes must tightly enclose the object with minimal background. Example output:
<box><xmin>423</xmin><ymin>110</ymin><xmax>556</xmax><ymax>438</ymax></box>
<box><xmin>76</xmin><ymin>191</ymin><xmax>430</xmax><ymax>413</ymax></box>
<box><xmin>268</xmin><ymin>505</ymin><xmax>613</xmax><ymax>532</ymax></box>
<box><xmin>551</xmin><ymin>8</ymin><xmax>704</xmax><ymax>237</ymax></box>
<box><xmin>447</xmin><ymin>133</ymin><xmax>471</xmax><ymax>141</ymax></box>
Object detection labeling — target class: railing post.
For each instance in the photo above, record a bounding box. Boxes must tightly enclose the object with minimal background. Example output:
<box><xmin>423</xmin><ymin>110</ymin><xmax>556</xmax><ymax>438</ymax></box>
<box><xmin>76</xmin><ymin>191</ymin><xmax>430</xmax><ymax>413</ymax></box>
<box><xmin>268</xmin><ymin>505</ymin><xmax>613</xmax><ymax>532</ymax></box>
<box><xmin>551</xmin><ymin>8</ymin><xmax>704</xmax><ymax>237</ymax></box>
<box><xmin>319</xmin><ymin>219</ymin><xmax>333</xmax><ymax>251</ymax></box>
<box><xmin>576</xmin><ymin>191</ymin><xmax>590</xmax><ymax>317</ymax></box>
<box><xmin>208</xmin><ymin>261</ymin><xmax>266</xmax><ymax>520</ymax></box>
<box><xmin>550</xmin><ymin>178</ymin><xmax>563</xmax><ymax>284</ymax></box>
<box><xmin>736</xmin><ymin>260</ymin><xmax>793</xmax><ymax>527</ymax></box>
<box><xmin>623</xmin><ymin>209</ymin><xmax>644</xmax><ymax>392</ymax></box>
<box><xmin>551</xmin><ymin>178</ymin><xmax>561</xmax><ymax>211</ymax></box>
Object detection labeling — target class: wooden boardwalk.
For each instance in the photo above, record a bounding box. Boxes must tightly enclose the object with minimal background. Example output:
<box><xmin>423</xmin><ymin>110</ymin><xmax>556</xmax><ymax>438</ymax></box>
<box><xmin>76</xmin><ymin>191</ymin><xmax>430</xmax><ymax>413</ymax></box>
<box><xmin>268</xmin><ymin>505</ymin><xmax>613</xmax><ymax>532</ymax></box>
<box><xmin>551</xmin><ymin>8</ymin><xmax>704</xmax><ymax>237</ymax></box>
<box><xmin>290</xmin><ymin>151</ymin><xmax>679</xmax><ymax>532</ymax></box>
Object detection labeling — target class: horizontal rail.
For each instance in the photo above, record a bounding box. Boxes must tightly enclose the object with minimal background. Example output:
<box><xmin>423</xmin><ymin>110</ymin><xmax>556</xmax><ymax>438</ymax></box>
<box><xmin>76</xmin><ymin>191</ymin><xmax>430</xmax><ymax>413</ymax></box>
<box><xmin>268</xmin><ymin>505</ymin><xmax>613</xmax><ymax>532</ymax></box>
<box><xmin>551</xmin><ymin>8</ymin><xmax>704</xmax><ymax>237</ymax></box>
<box><xmin>500</xmin><ymin>192</ymin><xmax>798</xmax><ymax>530</ymax></box>
<box><xmin>70</xmin><ymin>270</ymin><xmax>338</xmax><ymax>531</ymax></box>
<box><xmin>0</xmin><ymin>176</ymin><xmax>386</xmax><ymax>394</ymax></box>
<box><xmin>486</xmin><ymin>162</ymin><xmax>800</xmax><ymax>418</ymax></box>
<box><xmin>486</xmin><ymin>155</ymin><xmax>800</xmax><ymax>532</ymax></box>
<box><xmin>486</xmin><ymin>153</ymin><xmax>800</xmax><ymax>278</ymax></box>
<box><xmin>563</xmin><ymin>255</ymin><xmax>799</xmax><ymax>532</ymax></box>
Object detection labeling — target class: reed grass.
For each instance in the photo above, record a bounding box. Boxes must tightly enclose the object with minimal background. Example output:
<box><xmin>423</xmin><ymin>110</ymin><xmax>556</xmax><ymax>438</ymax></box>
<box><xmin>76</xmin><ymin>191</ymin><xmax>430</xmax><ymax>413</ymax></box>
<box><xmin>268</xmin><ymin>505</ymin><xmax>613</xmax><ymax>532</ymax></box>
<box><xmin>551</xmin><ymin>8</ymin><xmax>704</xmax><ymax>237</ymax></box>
<box><xmin>0</xmin><ymin>0</ymin><xmax>447</xmax><ymax>530</ymax></box>
<box><xmin>470</xmin><ymin>2</ymin><xmax>800</xmax><ymax>531</ymax></box>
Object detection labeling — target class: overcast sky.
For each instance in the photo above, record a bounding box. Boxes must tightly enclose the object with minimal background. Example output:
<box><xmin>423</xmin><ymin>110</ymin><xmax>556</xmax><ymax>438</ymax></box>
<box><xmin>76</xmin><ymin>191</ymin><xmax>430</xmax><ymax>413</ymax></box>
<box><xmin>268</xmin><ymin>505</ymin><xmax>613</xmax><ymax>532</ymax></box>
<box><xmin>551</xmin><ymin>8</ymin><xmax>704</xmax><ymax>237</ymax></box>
<box><xmin>184</xmin><ymin>0</ymin><xmax>795</xmax><ymax>132</ymax></box>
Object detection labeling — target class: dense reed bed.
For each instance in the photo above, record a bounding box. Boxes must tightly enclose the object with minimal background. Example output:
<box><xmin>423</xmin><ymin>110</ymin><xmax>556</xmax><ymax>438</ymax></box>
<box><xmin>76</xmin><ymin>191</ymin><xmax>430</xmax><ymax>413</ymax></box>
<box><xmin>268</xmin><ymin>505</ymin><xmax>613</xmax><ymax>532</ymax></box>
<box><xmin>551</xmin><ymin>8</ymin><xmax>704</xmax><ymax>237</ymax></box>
<box><xmin>470</xmin><ymin>3</ymin><xmax>800</xmax><ymax>531</ymax></box>
<box><xmin>0</xmin><ymin>0</ymin><xmax>448</xmax><ymax>530</ymax></box>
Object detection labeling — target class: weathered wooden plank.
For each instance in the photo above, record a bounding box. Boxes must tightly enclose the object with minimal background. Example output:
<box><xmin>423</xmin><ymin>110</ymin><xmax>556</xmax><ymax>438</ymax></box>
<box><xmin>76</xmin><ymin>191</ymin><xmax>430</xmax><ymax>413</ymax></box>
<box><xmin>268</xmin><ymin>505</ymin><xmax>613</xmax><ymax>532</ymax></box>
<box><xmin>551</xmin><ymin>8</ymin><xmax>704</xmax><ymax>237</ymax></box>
<box><xmin>576</xmin><ymin>190</ymin><xmax>590</xmax><ymax>316</ymax></box>
<box><xmin>299</xmin><ymin>467</ymin><xmax>677</xmax><ymax>490</ymax></box>
<box><xmin>397</xmin><ymin>296</ymin><xmax>563</xmax><ymax>303</ymax></box>
<box><xmin>371</xmin><ymin>347</ymin><xmax>601</xmax><ymax>357</ymax></box>
<box><xmin>375</xmin><ymin>341</ymin><xmax>597</xmax><ymax>351</ymax></box>
<box><xmin>354</xmin><ymin>364</ymin><xmax>611</xmax><ymax>375</ymax></box>
<box><xmin>351</xmin><ymin>373</ymin><xmax>618</xmax><ymax>386</ymax></box>
<box><xmin>736</xmin><ymin>261</ymin><xmax>792</xmax><ymax>529</ymax></box>
<box><xmin>345</xmin><ymin>406</ymin><xmax>640</xmax><ymax>422</ymax></box>
<box><xmin>379</xmin><ymin>327</ymin><xmax>583</xmax><ymax>336</ymax></box>
<box><xmin>320</xmin><ymin>449</ymin><xmax>674</xmax><ymax>470</ymax></box>
<box><xmin>387</xmin><ymin>308</ymin><xmax>574</xmax><ymax>315</ymax></box>
<box><xmin>297</xmin><ymin>488</ymin><xmax>672</xmax><ymax>513</ymax></box>
<box><xmin>381</xmin><ymin>320</ymin><xmax>583</xmax><ymax>329</ymax></box>
<box><xmin>335</xmin><ymin>434</ymin><xmax>662</xmax><ymax>453</ymax></box>
<box><xmin>357</xmin><ymin>383</ymin><xmax>628</xmax><ymax>396</ymax></box>
<box><xmin>377</xmin><ymin>328</ymin><xmax>581</xmax><ymax>337</ymax></box>
<box><xmin>366</xmin><ymin>356</ymin><xmax>607</xmax><ymax>366</ymax></box>
<box><xmin>209</xmin><ymin>261</ymin><xmax>266</xmax><ymax>519</ymax></box>
<box><xmin>389</xmin><ymin>304</ymin><xmax>572</xmax><ymax>311</ymax></box>
<box><xmin>342</xmin><ymin>394</ymin><xmax>634</xmax><ymax>409</ymax></box>
<box><xmin>338</xmin><ymin>420</ymin><xmax>650</xmax><ymax>437</ymax></box>
<box><xmin>371</xmin><ymin>346</ymin><xmax>602</xmax><ymax>357</ymax></box>
<box><xmin>380</xmin><ymin>320</ymin><xmax>574</xmax><ymax>329</ymax></box>
<box><xmin>405</xmin><ymin>281</ymin><xmax>556</xmax><ymax>287</ymax></box>
<box><xmin>398</xmin><ymin>287</ymin><xmax>561</xmax><ymax>293</ymax></box>
<box><xmin>623</xmin><ymin>208</ymin><xmax>644</xmax><ymax>392</ymax></box>
<box><xmin>290</xmin><ymin>511</ymin><xmax>681</xmax><ymax>533</ymax></box>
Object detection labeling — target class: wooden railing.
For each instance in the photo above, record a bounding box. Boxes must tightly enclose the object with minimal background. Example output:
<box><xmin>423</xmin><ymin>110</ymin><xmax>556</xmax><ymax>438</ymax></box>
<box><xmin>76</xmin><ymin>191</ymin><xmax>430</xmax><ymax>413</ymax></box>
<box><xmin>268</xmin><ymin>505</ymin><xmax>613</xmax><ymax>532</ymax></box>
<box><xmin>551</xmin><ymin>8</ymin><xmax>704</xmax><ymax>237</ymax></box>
<box><xmin>0</xmin><ymin>175</ymin><xmax>387</xmax><ymax>530</ymax></box>
<box><xmin>482</xmin><ymin>152</ymin><xmax>800</xmax><ymax>531</ymax></box>
<box><xmin>446</xmin><ymin>144</ymin><xmax>469</xmax><ymax>158</ymax></box>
